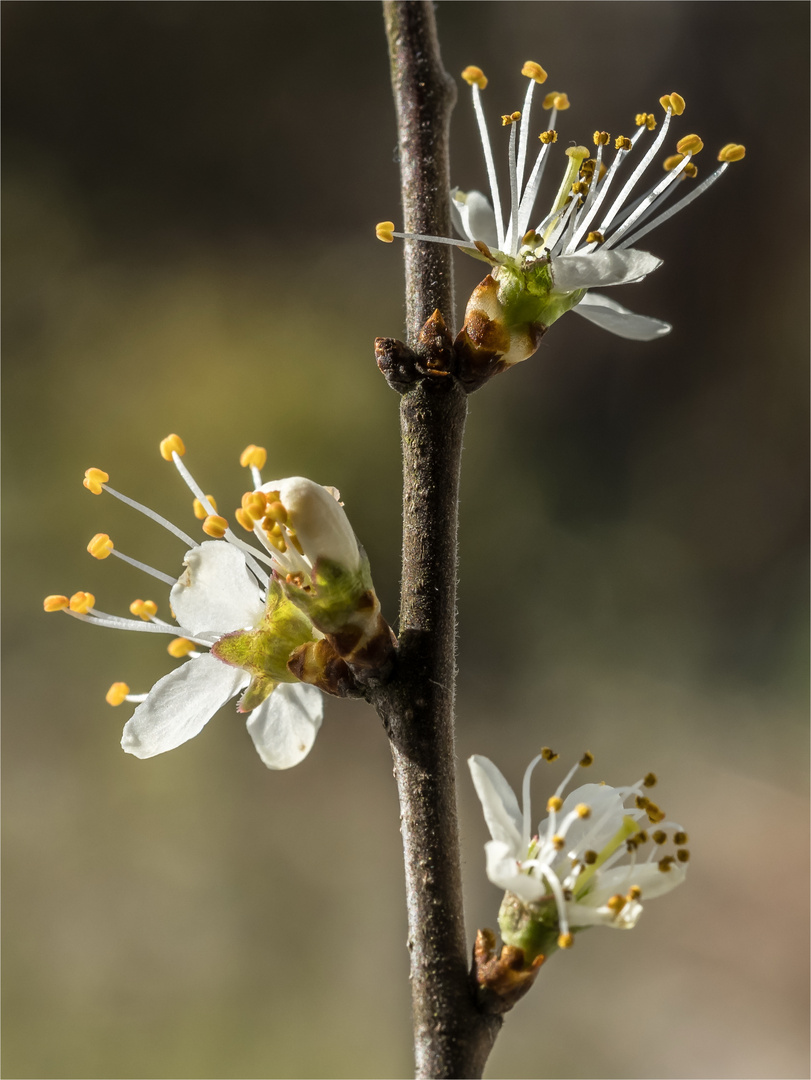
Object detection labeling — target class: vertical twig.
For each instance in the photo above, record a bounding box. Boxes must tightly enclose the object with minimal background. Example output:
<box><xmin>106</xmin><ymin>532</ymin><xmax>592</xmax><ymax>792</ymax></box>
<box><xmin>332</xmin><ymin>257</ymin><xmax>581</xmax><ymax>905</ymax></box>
<box><xmin>371</xmin><ymin>3</ymin><xmax>502</xmax><ymax>1076</ymax></box>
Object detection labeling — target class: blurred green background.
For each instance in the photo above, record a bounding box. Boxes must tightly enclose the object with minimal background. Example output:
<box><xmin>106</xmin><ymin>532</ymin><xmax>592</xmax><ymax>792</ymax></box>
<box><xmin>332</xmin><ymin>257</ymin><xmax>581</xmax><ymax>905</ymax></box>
<box><xmin>3</xmin><ymin>2</ymin><xmax>808</xmax><ymax>1078</ymax></box>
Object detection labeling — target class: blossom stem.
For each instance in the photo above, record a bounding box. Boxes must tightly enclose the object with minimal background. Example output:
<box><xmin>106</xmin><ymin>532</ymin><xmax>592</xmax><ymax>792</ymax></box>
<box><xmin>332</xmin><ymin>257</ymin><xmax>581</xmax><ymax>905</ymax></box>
<box><xmin>375</xmin><ymin>4</ymin><xmax>501</xmax><ymax>1077</ymax></box>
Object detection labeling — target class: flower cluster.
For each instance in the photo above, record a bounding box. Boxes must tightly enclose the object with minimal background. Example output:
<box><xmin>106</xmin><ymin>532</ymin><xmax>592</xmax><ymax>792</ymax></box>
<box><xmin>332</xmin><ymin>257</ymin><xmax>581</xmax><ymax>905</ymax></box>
<box><xmin>44</xmin><ymin>437</ymin><xmax>392</xmax><ymax>769</ymax></box>
<box><xmin>469</xmin><ymin>748</ymin><xmax>688</xmax><ymax>960</ymax></box>
<box><xmin>378</xmin><ymin>61</ymin><xmax>744</xmax><ymax>381</ymax></box>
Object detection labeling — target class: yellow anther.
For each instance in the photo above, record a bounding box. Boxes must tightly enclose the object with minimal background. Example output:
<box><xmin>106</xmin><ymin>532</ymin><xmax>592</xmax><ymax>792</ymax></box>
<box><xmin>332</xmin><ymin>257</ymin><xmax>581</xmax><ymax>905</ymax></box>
<box><xmin>521</xmin><ymin>60</ymin><xmax>547</xmax><ymax>83</ymax></box>
<box><xmin>551</xmin><ymin>834</ymin><xmax>565</xmax><ymax>851</ymax></box>
<box><xmin>683</xmin><ymin>163</ymin><xmax>698</xmax><ymax>179</ymax></box>
<box><xmin>677</xmin><ymin>849</ymin><xmax>690</xmax><ymax>863</ymax></box>
<box><xmin>571</xmin><ymin>180</ymin><xmax>589</xmax><ymax>195</ymax></box>
<box><xmin>643</xmin><ymin>772</ymin><xmax>657</xmax><ymax>788</ymax></box>
<box><xmin>557</xmin><ymin>932</ymin><xmax>574</xmax><ymax>949</ymax></box>
<box><xmin>69</xmin><ymin>591</ymin><xmax>95</xmax><ymax>614</ymax></box>
<box><xmin>627</xmin><ymin>885</ymin><xmax>642</xmax><ymax>901</ymax></box>
<box><xmin>83</xmin><ymin>467</ymin><xmax>109</xmax><ymax>495</ymax></box>
<box><xmin>159</xmin><ymin>434</ymin><xmax>185</xmax><ymax>461</ymax></box>
<box><xmin>579</xmin><ymin>751</ymin><xmax>595</xmax><ymax>767</ymax></box>
<box><xmin>129</xmin><ymin>599</ymin><xmax>158</xmax><ymax>620</ymax></box>
<box><xmin>635</xmin><ymin>113</ymin><xmax>657</xmax><ymax>130</ymax></box>
<box><xmin>614</xmin><ymin>135</ymin><xmax>633</xmax><ymax>151</ymax></box>
<box><xmin>635</xmin><ymin>795</ymin><xmax>650</xmax><ymax>809</ymax></box>
<box><xmin>202</xmin><ymin>514</ymin><xmax>228</xmax><ymax>538</ymax></box>
<box><xmin>193</xmin><ymin>495</ymin><xmax>217</xmax><ymax>520</ymax></box>
<box><xmin>538</xmin><ymin>129</ymin><xmax>558</xmax><ymax>144</ymax></box>
<box><xmin>565</xmin><ymin>145</ymin><xmax>590</xmax><ymax>162</ymax></box>
<box><xmin>268</xmin><ymin>534</ymin><xmax>287</xmax><ymax>552</ymax></box>
<box><xmin>660</xmin><ymin>92</ymin><xmax>685</xmax><ymax>115</ymax></box>
<box><xmin>647</xmin><ymin>804</ymin><xmax>666</xmax><ymax>824</ymax></box>
<box><xmin>241</xmin><ymin>490</ymin><xmax>267</xmax><ymax>519</ymax></box>
<box><xmin>540</xmin><ymin>746</ymin><xmax>558</xmax><ymax>762</ymax></box>
<box><xmin>235</xmin><ymin>508</ymin><xmax>255</xmax><ymax>532</ymax></box>
<box><xmin>239</xmin><ymin>444</ymin><xmax>267</xmax><ymax>470</ymax></box>
<box><xmin>105</xmin><ymin>682</ymin><xmax>130</xmax><ymax>706</ymax></box>
<box><xmin>579</xmin><ymin>158</ymin><xmax>596</xmax><ymax>176</ymax></box>
<box><xmin>673</xmin><ymin>830</ymin><xmax>689</xmax><ymax>845</ymax></box>
<box><xmin>547</xmin><ymin>795</ymin><xmax>563</xmax><ymax>813</ymax></box>
<box><xmin>43</xmin><ymin>594</ymin><xmax>69</xmax><ymax>612</ymax></box>
<box><xmin>635</xmin><ymin>830</ymin><xmax>649</xmax><ymax>844</ymax></box>
<box><xmin>461</xmin><ymin>66</ymin><xmax>488</xmax><ymax>90</ymax></box>
<box><xmin>586</xmin><ymin>230</ymin><xmax>605</xmax><ymax>245</ymax></box>
<box><xmin>375</xmin><ymin>221</ymin><xmax>395</xmax><ymax>244</ymax></box>
<box><xmin>501</xmin><ymin>111</ymin><xmax>521</xmax><ymax>126</ymax></box>
<box><xmin>651</xmin><ymin>829</ymin><xmax>668</xmax><ymax>844</ymax></box>
<box><xmin>593</xmin><ymin>130</ymin><xmax>610</xmax><ymax>146</ymax></box>
<box><xmin>542</xmin><ymin>91</ymin><xmax>569</xmax><ymax>110</ymax></box>
<box><xmin>663</xmin><ymin>153</ymin><xmax>685</xmax><ymax>171</ymax></box>
<box><xmin>718</xmin><ymin>142</ymin><xmax>746</xmax><ymax>163</ymax></box>
<box><xmin>676</xmin><ymin>134</ymin><xmax>703</xmax><ymax>156</ymax></box>
<box><xmin>658</xmin><ymin>856</ymin><xmax>675</xmax><ymax>872</ymax></box>
<box><xmin>606</xmin><ymin>894</ymin><xmax>626</xmax><ymax>914</ymax></box>
<box><xmin>582</xmin><ymin>850</ymin><xmax>598</xmax><ymax>865</ymax></box>
<box><xmin>264</xmin><ymin>488</ymin><xmax>281</xmax><ymax>503</ymax></box>
<box><xmin>264</xmin><ymin>499</ymin><xmax>289</xmax><ymax>525</ymax></box>
<box><xmin>87</xmin><ymin>532</ymin><xmax>114</xmax><ymax>560</ymax></box>
<box><xmin>575</xmin><ymin>803</ymin><xmax>591</xmax><ymax>819</ymax></box>
<box><xmin>167</xmin><ymin>637</ymin><xmax>196</xmax><ymax>658</ymax></box>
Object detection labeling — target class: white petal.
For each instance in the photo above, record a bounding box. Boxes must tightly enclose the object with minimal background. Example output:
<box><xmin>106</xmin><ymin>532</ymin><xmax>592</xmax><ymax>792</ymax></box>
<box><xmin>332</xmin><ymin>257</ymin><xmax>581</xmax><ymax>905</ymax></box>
<box><xmin>552</xmin><ymin>248</ymin><xmax>662</xmax><ymax>292</ymax></box>
<box><xmin>451</xmin><ymin>189</ymin><xmax>499</xmax><ymax>249</ymax></box>
<box><xmin>484</xmin><ymin>840</ymin><xmax>547</xmax><ymax>903</ymax></box>
<box><xmin>121</xmin><ymin>653</ymin><xmax>248</xmax><ymax>759</ymax></box>
<box><xmin>171</xmin><ymin>541</ymin><xmax>265</xmax><ymax>636</ymax></box>
<box><xmin>573</xmin><ymin>292</ymin><xmax>672</xmax><ymax>340</ymax></box>
<box><xmin>245</xmin><ymin>682</ymin><xmax>323</xmax><ymax>769</ymax></box>
<box><xmin>590</xmin><ymin>861</ymin><xmax>687</xmax><ymax>904</ymax></box>
<box><xmin>555</xmin><ymin>783</ymin><xmax>629</xmax><ymax>853</ymax></box>
<box><xmin>262</xmin><ymin>478</ymin><xmax>360</xmax><ymax>572</ymax></box>
<box><xmin>468</xmin><ymin>755</ymin><xmax>524</xmax><ymax>852</ymax></box>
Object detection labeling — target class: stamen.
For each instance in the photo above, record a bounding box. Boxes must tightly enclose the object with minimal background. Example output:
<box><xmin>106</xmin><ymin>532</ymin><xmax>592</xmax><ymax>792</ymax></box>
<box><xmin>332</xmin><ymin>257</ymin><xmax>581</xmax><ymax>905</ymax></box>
<box><xmin>659</xmin><ymin>92</ymin><xmax>686</xmax><ymax>115</ymax></box>
<box><xmin>506</xmin><ymin>116</ymin><xmax>521</xmax><ymax>252</ymax></box>
<box><xmin>69</xmin><ymin>591</ymin><xmax>96</xmax><ymax>614</ymax></box>
<box><xmin>601</xmin><ymin>150</ymin><xmax>694</xmax><ymax>249</ymax></box>
<box><xmin>579</xmin><ymin>751</ymin><xmax>594</xmax><ymax>767</ymax></box>
<box><xmin>542</xmin><ymin>91</ymin><xmax>569</xmax><ymax>110</ymax></box>
<box><xmin>129</xmin><ymin>599</ymin><xmax>158</xmax><ymax>620</ymax></box>
<box><xmin>718</xmin><ymin>143</ymin><xmax>745</xmax><ymax>162</ymax></box>
<box><xmin>614</xmin><ymin>135</ymin><xmax>633</xmax><ymax>152</ymax></box>
<box><xmin>677</xmin><ymin>849</ymin><xmax>690</xmax><ymax>863</ymax></box>
<box><xmin>616</xmin><ymin>161</ymin><xmax>733</xmax><ymax>249</ymax></box>
<box><xmin>83</xmin><ymin>468</ymin><xmax>109</xmax><ymax>495</ymax></box>
<box><xmin>501</xmin><ymin>112</ymin><xmax>521</xmax><ymax>126</ymax></box>
<box><xmin>627</xmin><ymin>885</ymin><xmax>642</xmax><ymax>901</ymax></box>
<box><xmin>43</xmin><ymin>595</ymin><xmax>69</xmax><ymax>612</ymax></box>
<box><xmin>539</xmin><ymin>130</ymin><xmax>557</xmax><ymax>144</ymax></box>
<box><xmin>107</xmin><ymin>548</ymin><xmax>177</xmax><ymax>587</ymax></box>
<box><xmin>644</xmin><ymin>772</ymin><xmax>658</xmax><ymax>788</ymax></box>
<box><xmin>676</xmin><ymin>134</ymin><xmax>704</xmax><ymax>156</ymax></box>
<box><xmin>239</xmin><ymin>444</ymin><xmax>267</xmax><ymax>470</ymax></box>
<box><xmin>635</xmin><ymin>113</ymin><xmax>657</xmax><ymax>130</ymax></box>
<box><xmin>159</xmin><ymin>434</ymin><xmax>186</xmax><ymax>461</ymax></box>
<box><xmin>521</xmin><ymin>60</ymin><xmax>547</xmax><ymax>84</ymax></box>
<box><xmin>167</xmin><ymin>637</ymin><xmax>196</xmax><ymax>658</ymax></box>
<box><xmin>193</xmin><ymin>496</ymin><xmax>218</xmax><ymax>520</ymax></box>
<box><xmin>673</xmin><ymin>830</ymin><xmax>688</xmax><ymax>845</ymax></box>
<box><xmin>465</xmin><ymin>72</ymin><xmax>505</xmax><ymax>250</ymax></box>
<box><xmin>557</xmin><ymin>931</ymin><xmax>574</xmax><ymax>949</ymax></box>
<box><xmin>375</xmin><ymin>221</ymin><xmax>395</xmax><ymax>243</ymax></box>
<box><xmin>575</xmin><ymin>803</ymin><xmax>591</xmax><ymax>819</ymax></box>
<box><xmin>516</xmin><ymin>61</ymin><xmax>547</xmax><ymax>196</ymax></box>
<box><xmin>87</xmin><ymin>533</ymin><xmax>114</xmax><ymax>560</ymax></box>
<box><xmin>541</xmin><ymin>746</ymin><xmax>558</xmax><ymax>762</ymax></box>
<box><xmin>592</xmin><ymin>109</ymin><xmax>675</xmax><ymax>237</ymax></box>
<box><xmin>547</xmin><ymin>795</ymin><xmax>563</xmax><ymax>812</ymax></box>
<box><xmin>202</xmin><ymin>515</ymin><xmax>229</xmax><ymax>538</ymax></box>
<box><xmin>461</xmin><ymin>66</ymin><xmax>488</xmax><ymax>90</ymax></box>
<box><xmin>106</xmin><ymin>682</ymin><xmax>130</xmax><ymax>706</ymax></box>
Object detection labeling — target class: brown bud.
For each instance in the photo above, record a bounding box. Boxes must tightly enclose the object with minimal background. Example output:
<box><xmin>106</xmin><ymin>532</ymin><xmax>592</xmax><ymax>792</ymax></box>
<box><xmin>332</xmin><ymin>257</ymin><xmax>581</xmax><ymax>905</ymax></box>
<box><xmin>415</xmin><ymin>309</ymin><xmax>456</xmax><ymax>379</ymax></box>
<box><xmin>286</xmin><ymin>639</ymin><xmax>360</xmax><ymax>697</ymax></box>
<box><xmin>374</xmin><ymin>337</ymin><xmax>420</xmax><ymax>393</ymax></box>
<box><xmin>471</xmin><ymin>928</ymin><xmax>544</xmax><ymax>1015</ymax></box>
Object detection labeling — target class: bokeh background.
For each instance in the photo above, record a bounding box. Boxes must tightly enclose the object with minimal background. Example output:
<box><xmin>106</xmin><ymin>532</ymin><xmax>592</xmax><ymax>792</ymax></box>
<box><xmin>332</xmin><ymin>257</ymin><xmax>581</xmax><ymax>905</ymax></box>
<box><xmin>3</xmin><ymin>3</ymin><xmax>808</xmax><ymax>1078</ymax></box>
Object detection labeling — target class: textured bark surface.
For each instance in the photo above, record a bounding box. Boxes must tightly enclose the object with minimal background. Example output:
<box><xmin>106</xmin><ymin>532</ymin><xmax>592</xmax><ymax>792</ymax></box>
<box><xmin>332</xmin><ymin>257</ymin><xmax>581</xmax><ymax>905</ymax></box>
<box><xmin>372</xmin><ymin>3</ymin><xmax>503</xmax><ymax>1076</ymax></box>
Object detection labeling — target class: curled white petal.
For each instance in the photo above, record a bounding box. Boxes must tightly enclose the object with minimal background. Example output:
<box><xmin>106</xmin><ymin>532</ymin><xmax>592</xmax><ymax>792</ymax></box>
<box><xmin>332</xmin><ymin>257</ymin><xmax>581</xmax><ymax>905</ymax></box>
<box><xmin>245</xmin><ymin>682</ymin><xmax>323</xmax><ymax>770</ymax></box>
<box><xmin>485</xmin><ymin>840</ymin><xmax>547</xmax><ymax>903</ymax></box>
<box><xmin>468</xmin><ymin>755</ymin><xmax>524</xmax><ymax>851</ymax></box>
<box><xmin>573</xmin><ymin>292</ymin><xmax>672</xmax><ymax>340</ymax></box>
<box><xmin>552</xmin><ymin>248</ymin><xmax>662</xmax><ymax>293</ymax></box>
<box><xmin>263</xmin><ymin>478</ymin><xmax>360</xmax><ymax>571</ymax></box>
<box><xmin>121</xmin><ymin>654</ymin><xmax>248</xmax><ymax>759</ymax></box>
<box><xmin>450</xmin><ymin>189</ymin><xmax>499</xmax><ymax>249</ymax></box>
<box><xmin>544</xmin><ymin>782</ymin><xmax>630</xmax><ymax>855</ymax></box>
<box><xmin>171</xmin><ymin>541</ymin><xmax>265</xmax><ymax>635</ymax></box>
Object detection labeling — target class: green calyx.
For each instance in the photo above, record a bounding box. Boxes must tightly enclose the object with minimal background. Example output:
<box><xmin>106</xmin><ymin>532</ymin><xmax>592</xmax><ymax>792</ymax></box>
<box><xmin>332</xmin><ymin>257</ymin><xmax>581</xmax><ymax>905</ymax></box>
<box><xmin>497</xmin><ymin>891</ymin><xmax>587</xmax><ymax>963</ymax></box>
<box><xmin>284</xmin><ymin>555</ymin><xmax>375</xmax><ymax>636</ymax></box>
<box><xmin>494</xmin><ymin>261</ymin><xmax>584</xmax><ymax>332</ymax></box>
<box><xmin>211</xmin><ymin>578</ymin><xmax>318</xmax><ymax>710</ymax></box>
